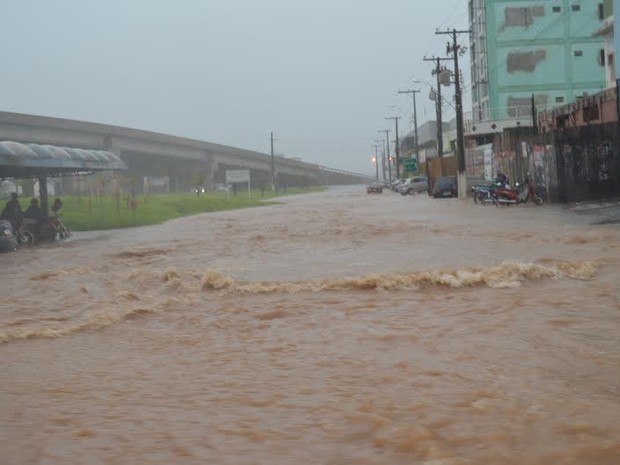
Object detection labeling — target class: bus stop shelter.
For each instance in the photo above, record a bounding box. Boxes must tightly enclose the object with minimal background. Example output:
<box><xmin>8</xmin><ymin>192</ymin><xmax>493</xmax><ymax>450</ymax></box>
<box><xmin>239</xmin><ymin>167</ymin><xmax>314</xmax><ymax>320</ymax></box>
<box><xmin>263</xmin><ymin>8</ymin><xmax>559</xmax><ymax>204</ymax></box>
<box><xmin>0</xmin><ymin>141</ymin><xmax>127</xmax><ymax>214</ymax></box>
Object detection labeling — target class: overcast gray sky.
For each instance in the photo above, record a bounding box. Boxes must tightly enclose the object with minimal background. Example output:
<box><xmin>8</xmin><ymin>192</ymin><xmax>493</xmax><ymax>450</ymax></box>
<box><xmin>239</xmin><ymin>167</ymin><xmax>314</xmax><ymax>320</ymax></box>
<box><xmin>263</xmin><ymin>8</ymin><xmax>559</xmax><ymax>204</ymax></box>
<box><xmin>1</xmin><ymin>0</ymin><xmax>469</xmax><ymax>175</ymax></box>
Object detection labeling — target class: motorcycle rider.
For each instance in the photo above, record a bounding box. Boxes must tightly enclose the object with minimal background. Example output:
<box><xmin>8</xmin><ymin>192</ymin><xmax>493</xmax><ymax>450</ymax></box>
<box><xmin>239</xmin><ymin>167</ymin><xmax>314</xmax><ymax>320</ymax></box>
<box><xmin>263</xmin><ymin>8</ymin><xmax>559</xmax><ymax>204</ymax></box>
<box><xmin>495</xmin><ymin>172</ymin><xmax>509</xmax><ymax>188</ymax></box>
<box><xmin>1</xmin><ymin>193</ymin><xmax>23</xmax><ymax>230</ymax></box>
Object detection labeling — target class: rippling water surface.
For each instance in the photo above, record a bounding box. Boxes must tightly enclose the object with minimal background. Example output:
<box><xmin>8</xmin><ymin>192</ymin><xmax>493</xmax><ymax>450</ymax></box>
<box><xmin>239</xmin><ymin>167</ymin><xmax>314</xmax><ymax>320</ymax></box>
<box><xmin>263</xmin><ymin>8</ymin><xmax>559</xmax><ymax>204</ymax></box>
<box><xmin>2</xmin><ymin>187</ymin><xmax>620</xmax><ymax>464</ymax></box>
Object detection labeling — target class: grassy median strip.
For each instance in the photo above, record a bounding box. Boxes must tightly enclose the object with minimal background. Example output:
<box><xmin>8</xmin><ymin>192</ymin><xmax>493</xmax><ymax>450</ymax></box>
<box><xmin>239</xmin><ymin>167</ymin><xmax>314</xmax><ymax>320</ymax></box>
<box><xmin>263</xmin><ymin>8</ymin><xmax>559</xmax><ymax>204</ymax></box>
<box><xmin>48</xmin><ymin>188</ymin><xmax>323</xmax><ymax>231</ymax></box>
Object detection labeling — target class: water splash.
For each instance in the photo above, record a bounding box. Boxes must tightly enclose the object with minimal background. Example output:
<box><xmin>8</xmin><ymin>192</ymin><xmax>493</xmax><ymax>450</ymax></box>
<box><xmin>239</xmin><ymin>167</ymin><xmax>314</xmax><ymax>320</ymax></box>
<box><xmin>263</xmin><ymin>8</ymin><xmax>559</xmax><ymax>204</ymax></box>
<box><xmin>0</xmin><ymin>307</ymin><xmax>156</xmax><ymax>344</ymax></box>
<box><xmin>200</xmin><ymin>260</ymin><xmax>598</xmax><ymax>294</ymax></box>
<box><xmin>1</xmin><ymin>260</ymin><xmax>598</xmax><ymax>345</ymax></box>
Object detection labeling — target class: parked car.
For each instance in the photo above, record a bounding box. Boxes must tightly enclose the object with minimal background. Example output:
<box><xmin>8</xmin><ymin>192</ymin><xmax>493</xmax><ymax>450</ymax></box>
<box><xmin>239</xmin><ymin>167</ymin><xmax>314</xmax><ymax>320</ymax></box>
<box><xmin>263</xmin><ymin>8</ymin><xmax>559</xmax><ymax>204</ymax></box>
<box><xmin>397</xmin><ymin>176</ymin><xmax>428</xmax><ymax>195</ymax></box>
<box><xmin>390</xmin><ymin>179</ymin><xmax>405</xmax><ymax>191</ymax></box>
<box><xmin>432</xmin><ymin>176</ymin><xmax>457</xmax><ymax>198</ymax></box>
<box><xmin>366</xmin><ymin>183</ymin><xmax>383</xmax><ymax>194</ymax></box>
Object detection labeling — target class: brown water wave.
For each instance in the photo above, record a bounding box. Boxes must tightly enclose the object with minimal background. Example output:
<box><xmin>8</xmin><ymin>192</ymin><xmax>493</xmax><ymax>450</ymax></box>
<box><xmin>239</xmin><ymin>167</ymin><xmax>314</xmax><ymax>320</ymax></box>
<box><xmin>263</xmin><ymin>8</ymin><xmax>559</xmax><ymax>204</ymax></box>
<box><xmin>0</xmin><ymin>306</ymin><xmax>156</xmax><ymax>344</ymax></box>
<box><xmin>200</xmin><ymin>259</ymin><xmax>598</xmax><ymax>293</ymax></box>
<box><xmin>0</xmin><ymin>259</ymin><xmax>597</xmax><ymax>346</ymax></box>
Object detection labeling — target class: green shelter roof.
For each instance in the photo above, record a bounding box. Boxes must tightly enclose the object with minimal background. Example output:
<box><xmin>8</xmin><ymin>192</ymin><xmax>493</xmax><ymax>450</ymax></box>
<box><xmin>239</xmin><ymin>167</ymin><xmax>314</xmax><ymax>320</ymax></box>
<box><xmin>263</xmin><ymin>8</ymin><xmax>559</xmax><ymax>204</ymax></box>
<box><xmin>0</xmin><ymin>141</ymin><xmax>126</xmax><ymax>178</ymax></box>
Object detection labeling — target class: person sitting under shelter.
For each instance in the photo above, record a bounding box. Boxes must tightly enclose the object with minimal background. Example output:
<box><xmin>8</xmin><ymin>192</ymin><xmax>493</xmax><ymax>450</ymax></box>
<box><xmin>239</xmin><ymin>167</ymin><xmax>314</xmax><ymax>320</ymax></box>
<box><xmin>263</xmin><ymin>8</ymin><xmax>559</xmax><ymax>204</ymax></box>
<box><xmin>24</xmin><ymin>198</ymin><xmax>45</xmax><ymax>224</ymax></box>
<box><xmin>1</xmin><ymin>193</ymin><xmax>23</xmax><ymax>229</ymax></box>
<box><xmin>51</xmin><ymin>198</ymin><xmax>63</xmax><ymax>215</ymax></box>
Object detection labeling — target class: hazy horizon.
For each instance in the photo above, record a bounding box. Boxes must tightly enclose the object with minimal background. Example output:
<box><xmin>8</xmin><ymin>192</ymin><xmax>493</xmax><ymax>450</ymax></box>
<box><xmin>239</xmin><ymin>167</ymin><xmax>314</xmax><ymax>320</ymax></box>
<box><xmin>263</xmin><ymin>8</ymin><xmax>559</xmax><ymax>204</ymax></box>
<box><xmin>0</xmin><ymin>1</ymin><xmax>469</xmax><ymax>175</ymax></box>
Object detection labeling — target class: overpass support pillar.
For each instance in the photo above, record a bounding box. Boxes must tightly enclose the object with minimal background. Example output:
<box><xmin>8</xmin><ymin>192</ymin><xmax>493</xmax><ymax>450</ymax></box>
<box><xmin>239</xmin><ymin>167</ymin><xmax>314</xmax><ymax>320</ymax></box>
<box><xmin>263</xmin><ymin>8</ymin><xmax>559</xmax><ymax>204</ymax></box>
<box><xmin>103</xmin><ymin>135</ymin><xmax>124</xmax><ymax>187</ymax></box>
<box><xmin>204</xmin><ymin>151</ymin><xmax>218</xmax><ymax>191</ymax></box>
<box><xmin>103</xmin><ymin>135</ymin><xmax>122</xmax><ymax>158</ymax></box>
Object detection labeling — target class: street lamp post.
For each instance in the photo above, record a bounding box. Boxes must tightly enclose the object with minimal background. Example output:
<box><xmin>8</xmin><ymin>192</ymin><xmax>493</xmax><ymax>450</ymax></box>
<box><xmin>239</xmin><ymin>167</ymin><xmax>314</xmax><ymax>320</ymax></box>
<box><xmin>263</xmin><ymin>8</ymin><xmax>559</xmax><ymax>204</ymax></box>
<box><xmin>398</xmin><ymin>89</ymin><xmax>421</xmax><ymax>168</ymax></box>
<box><xmin>417</xmin><ymin>58</ymin><xmax>449</xmax><ymax>160</ymax></box>
<box><xmin>371</xmin><ymin>145</ymin><xmax>380</xmax><ymax>181</ymax></box>
<box><xmin>378</xmin><ymin>129</ymin><xmax>391</xmax><ymax>181</ymax></box>
<box><xmin>385</xmin><ymin>116</ymin><xmax>401</xmax><ymax>178</ymax></box>
<box><xmin>413</xmin><ymin>79</ymin><xmax>441</xmax><ymax>162</ymax></box>
<box><xmin>374</xmin><ymin>139</ymin><xmax>386</xmax><ymax>181</ymax></box>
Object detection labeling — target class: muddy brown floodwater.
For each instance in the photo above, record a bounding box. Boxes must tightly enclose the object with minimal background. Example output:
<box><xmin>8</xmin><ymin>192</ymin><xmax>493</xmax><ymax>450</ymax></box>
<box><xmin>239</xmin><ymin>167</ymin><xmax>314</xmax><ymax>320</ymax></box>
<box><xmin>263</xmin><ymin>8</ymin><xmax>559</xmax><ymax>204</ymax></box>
<box><xmin>1</xmin><ymin>187</ymin><xmax>620</xmax><ymax>465</ymax></box>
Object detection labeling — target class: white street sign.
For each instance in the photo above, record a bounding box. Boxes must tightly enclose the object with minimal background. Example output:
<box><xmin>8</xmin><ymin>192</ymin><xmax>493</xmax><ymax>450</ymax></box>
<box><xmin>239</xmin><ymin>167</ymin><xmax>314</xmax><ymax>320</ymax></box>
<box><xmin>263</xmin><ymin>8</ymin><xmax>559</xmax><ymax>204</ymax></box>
<box><xmin>226</xmin><ymin>170</ymin><xmax>250</xmax><ymax>183</ymax></box>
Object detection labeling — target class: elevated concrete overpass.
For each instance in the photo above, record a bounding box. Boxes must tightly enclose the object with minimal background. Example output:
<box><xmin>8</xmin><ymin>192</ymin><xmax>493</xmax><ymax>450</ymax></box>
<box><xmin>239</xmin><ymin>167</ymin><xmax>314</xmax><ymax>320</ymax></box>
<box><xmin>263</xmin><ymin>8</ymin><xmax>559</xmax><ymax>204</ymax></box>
<box><xmin>0</xmin><ymin>111</ymin><xmax>370</xmax><ymax>191</ymax></box>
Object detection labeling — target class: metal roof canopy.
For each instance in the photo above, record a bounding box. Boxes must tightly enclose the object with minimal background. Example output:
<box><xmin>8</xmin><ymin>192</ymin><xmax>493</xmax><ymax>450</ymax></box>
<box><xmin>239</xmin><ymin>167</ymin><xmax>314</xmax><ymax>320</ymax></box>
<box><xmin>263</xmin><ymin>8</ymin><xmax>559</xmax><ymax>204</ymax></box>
<box><xmin>0</xmin><ymin>141</ymin><xmax>126</xmax><ymax>179</ymax></box>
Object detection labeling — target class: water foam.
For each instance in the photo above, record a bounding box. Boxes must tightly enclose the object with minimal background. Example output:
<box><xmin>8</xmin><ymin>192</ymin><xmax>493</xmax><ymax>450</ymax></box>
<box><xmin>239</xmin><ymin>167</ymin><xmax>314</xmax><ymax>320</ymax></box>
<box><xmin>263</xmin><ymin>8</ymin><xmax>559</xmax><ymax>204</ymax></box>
<box><xmin>0</xmin><ymin>307</ymin><xmax>156</xmax><ymax>344</ymax></box>
<box><xmin>2</xmin><ymin>260</ymin><xmax>597</xmax><ymax>344</ymax></box>
<box><xmin>199</xmin><ymin>260</ymin><xmax>597</xmax><ymax>294</ymax></box>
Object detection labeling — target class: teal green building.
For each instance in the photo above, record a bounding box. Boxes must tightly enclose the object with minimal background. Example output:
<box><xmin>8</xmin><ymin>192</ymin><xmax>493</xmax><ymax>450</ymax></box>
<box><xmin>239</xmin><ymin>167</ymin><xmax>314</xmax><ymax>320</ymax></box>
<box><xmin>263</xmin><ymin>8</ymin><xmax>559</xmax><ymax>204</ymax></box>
<box><xmin>469</xmin><ymin>0</ymin><xmax>608</xmax><ymax>122</ymax></box>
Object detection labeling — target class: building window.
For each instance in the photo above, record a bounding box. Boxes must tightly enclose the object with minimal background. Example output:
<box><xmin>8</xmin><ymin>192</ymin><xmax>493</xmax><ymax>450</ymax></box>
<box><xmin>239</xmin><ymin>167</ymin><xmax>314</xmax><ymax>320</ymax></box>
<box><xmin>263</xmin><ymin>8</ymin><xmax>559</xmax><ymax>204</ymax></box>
<box><xmin>574</xmin><ymin>50</ymin><xmax>583</xmax><ymax>57</ymax></box>
<box><xmin>553</xmin><ymin>6</ymin><xmax>561</xmax><ymax>12</ymax></box>
<box><xmin>571</xmin><ymin>4</ymin><xmax>581</xmax><ymax>11</ymax></box>
<box><xmin>555</xmin><ymin>96</ymin><xmax>565</xmax><ymax>103</ymax></box>
<box><xmin>599</xmin><ymin>3</ymin><xmax>605</xmax><ymax>20</ymax></box>
<box><xmin>504</xmin><ymin>7</ymin><xmax>534</xmax><ymax>27</ymax></box>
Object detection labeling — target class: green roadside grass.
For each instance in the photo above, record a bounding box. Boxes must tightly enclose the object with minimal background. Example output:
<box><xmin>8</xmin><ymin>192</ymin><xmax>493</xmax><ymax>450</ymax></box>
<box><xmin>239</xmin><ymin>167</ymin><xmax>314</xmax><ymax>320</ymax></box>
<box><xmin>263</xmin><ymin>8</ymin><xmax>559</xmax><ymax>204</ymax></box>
<box><xmin>37</xmin><ymin>187</ymin><xmax>324</xmax><ymax>231</ymax></box>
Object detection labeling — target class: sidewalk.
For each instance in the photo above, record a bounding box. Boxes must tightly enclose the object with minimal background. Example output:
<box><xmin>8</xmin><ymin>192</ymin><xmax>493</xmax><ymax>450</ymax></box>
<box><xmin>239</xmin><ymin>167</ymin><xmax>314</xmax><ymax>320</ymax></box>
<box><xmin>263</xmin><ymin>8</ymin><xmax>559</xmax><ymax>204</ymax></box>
<box><xmin>566</xmin><ymin>198</ymin><xmax>620</xmax><ymax>225</ymax></box>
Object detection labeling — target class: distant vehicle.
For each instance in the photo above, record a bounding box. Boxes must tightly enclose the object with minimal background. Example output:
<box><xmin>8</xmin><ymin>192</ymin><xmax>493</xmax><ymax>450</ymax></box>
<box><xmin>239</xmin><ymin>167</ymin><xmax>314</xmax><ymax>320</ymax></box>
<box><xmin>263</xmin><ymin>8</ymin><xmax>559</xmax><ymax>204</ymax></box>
<box><xmin>432</xmin><ymin>176</ymin><xmax>457</xmax><ymax>198</ymax></box>
<box><xmin>397</xmin><ymin>176</ymin><xmax>428</xmax><ymax>195</ymax></box>
<box><xmin>366</xmin><ymin>183</ymin><xmax>383</xmax><ymax>194</ymax></box>
<box><xmin>214</xmin><ymin>184</ymin><xmax>231</xmax><ymax>192</ymax></box>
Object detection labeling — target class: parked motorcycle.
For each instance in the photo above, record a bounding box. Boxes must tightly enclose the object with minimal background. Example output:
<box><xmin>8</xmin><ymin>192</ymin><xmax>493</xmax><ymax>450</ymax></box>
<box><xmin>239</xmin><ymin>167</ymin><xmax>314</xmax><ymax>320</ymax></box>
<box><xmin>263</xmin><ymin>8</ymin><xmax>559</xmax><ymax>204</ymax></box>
<box><xmin>492</xmin><ymin>179</ymin><xmax>543</xmax><ymax>206</ymax></box>
<box><xmin>20</xmin><ymin>216</ymin><xmax>71</xmax><ymax>245</ymax></box>
<box><xmin>472</xmin><ymin>182</ymin><xmax>499</xmax><ymax>205</ymax></box>
<box><xmin>0</xmin><ymin>219</ymin><xmax>18</xmax><ymax>252</ymax></box>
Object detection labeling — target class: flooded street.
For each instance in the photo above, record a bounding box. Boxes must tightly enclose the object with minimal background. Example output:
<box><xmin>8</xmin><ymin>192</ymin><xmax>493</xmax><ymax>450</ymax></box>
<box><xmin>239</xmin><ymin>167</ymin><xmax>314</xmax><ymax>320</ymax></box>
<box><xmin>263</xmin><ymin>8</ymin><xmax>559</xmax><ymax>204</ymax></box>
<box><xmin>2</xmin><ymin>187</ymin><xmax>620</xmax><ymax>465</ymax></box>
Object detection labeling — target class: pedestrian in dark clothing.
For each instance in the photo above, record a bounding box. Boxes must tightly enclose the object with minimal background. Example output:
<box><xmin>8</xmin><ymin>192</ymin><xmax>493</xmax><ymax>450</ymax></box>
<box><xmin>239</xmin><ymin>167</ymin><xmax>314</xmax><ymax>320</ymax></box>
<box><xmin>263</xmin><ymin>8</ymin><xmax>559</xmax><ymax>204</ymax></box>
<box><xmin>1</xmin><ymin>193</ymin><xmax>23</xmax><ymax>228</ymax></box>
<box><xmin>52</xmin><ymin>198</ymin><xmax>63</xmax><ymax>215</ymax></box>
<box><xmin>24</xmin><ymin>198</ymin><xmax>44</xmax><ymax>222</ymax></box>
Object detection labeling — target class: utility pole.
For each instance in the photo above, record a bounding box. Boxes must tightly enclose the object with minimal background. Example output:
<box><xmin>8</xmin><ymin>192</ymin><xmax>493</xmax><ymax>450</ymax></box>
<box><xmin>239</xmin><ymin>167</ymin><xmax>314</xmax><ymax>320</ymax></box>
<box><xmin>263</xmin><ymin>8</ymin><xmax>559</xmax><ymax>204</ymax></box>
<box><xmin>437</xmin><ymin>28</ymin><xmax>471</xmax><ymax>199</ymax></box>
<box><xmin>372</xmin><ymin>144</ymin><xmax>381</xmax><ymax>181</ymax></box>
<box><xmin>374</xmin><ymin>139</ymin><xmax>387</xmax><ymax>181</ymax></box>
<box><xmin>270</xmin><ymin>131</ymin><xmax>275</xmax><ymax>190</ymax></box>
<box><xmin>378</xmin><ymin>129</ymin><xmax>391</xmax><ymax>181</ymax></box>
<box><xmin>385</xmin><ymin>116</ymin><xmax>401</xmax><ymax>178</ymax></box>
<box><xmin>531</xmin><ymin>93</ymin><xmax>538</xmax><ymax>132</ymax></box>
<box><xmin>423</xmin><ymin>56</ymin><xmax>451</xmax><ymax>159</ymax></box>
<box><xmin>398</xmin><ymin>89</ymin><xmax>421</xmax><ymax>167</ymax></box>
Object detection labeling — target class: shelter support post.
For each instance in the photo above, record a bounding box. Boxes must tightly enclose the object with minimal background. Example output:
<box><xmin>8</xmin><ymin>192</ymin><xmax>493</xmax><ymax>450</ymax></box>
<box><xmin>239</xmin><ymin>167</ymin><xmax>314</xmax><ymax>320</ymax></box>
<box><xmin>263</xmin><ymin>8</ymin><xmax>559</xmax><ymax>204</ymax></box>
<box><xmin>38</xmin><ymin>176</ymin><xmax>49</xmax><ymax>216</ymax></box>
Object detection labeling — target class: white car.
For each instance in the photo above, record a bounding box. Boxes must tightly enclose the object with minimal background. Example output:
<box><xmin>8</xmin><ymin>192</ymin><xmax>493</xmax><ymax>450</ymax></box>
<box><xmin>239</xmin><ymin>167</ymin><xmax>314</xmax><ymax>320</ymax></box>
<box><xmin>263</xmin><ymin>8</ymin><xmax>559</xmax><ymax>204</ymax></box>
<box><xmin>214</xmin><ymin>183</ymin><xmax>231</xmax><ymax>192</ymax></box>
<box><xmin>397</xmin><ymin>176</ymin><xmax>428</xmax><ymax>195</ymax></box>
<box><xmin>389</xmin><ymin>179</ymin><xmax>404</xmax><ymax>191</ymax></box>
